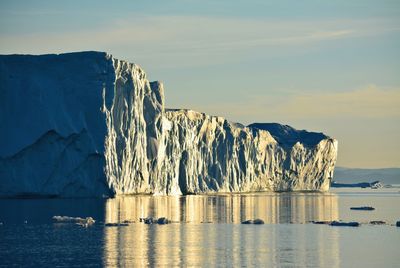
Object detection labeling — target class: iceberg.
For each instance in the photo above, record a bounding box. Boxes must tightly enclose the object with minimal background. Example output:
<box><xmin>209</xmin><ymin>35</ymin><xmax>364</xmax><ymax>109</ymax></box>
<box><xmin>0</xmin><ymin>51</ymin><xmax>338</xmax><ymax>197</ymax></box>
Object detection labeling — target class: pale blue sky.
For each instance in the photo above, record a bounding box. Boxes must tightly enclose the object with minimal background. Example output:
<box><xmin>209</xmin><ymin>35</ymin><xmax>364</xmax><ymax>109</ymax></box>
<box><xmin>1</xmin><ymin>0</ymin><xmax>399</xmax><ymax>168</ymax></box>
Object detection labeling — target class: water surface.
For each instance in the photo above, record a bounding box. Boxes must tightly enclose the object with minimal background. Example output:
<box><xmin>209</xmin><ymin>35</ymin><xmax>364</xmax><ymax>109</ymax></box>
<box><xmin>0</xmin><ymin>189</ymin><xmax>399</xmax><ymax>267</ymax></box>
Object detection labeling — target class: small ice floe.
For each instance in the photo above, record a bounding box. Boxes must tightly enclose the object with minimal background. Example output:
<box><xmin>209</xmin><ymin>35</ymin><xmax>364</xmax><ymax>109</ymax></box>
<box><xmin>350</xmin><ymin>206</ymin><xmax>375</xmax><ymax>211</ymax></box>
<box><xmin>139</xmin><ymin>217</ymin><xmax>154</xmax><ymax>224</ymax></box>
<box><xmin>330</xmin><ymin>221</ymin><xmax>360</xmax><ymax>227</ymax></box>
<box><xmin>370</xmin><ymin>221</ymin><xmax>386</xmax><ymax>225</ymax></box>
<box><xmin>371</xmin><ymin>181</ymin><xmax>383</xmax><ymax>189</ymax></box>
<box><xmin>52</xmin><ymin>216</ymin><xmax>95</xmax><ymax>227</ymax></box>
<box><xmin>241</xmin><ymin>219</ymin><xmax>265</xmax><ymax>225</ymax></box>
<box><xmin>105</xmin><ymin>223</ymin><xmax>129</xmax><ymax>227</ymax></box>
<box><xmin>139</xmin><ymin>217</ymin><xmax>169</xmax><ymax>225</ymax></box>
<box><xmin>312</xmin><ymin>221</ymin><xmax>332</xmax><ymax>225</ymax></box>
<box><xmin>105</xmin><ymin>219</ymin><xmax>135</xmax><ymax>227</ymax></box>
<box><xmin>157</xmin><ymin>217</ymin><xmax>168</xmax><ymax>224</ymax></box>
<box><xmin>24</xmin><ymin>220</ymin><xmax>28</xmax><ymax>224</ymax></box>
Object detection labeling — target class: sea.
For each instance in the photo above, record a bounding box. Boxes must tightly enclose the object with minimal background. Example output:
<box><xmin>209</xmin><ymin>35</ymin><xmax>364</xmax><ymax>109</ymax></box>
<box><xmin>0</xmin><ymin>188</ymin><xmax>399</xmax><ymax>267</ymax></box>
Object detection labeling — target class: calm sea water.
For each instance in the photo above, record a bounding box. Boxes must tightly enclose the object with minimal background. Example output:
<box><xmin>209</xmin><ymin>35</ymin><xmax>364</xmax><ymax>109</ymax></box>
<box><xmin>0</xmin><ymin>189</ymin><xmax>399</xmax><ymax>267</ymax></box>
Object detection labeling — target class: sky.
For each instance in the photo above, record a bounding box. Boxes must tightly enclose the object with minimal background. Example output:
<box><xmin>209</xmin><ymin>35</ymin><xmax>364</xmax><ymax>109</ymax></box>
<box><xmin>0</xmin><ymin>0</ymin><xmax>399</xmax><ymax>168</ymax></box>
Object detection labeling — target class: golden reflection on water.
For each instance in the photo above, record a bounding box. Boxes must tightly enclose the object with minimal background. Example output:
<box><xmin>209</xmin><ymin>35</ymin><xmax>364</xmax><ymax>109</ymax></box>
<box><xmin>104</xmin><ymin>193</ymin><xmax>339</xmax><ymax>224</ymax></box>
<box><xmin>103</xmin><ymin>193</ymin><xmax>340</xmax><ymax>267</ymax></box>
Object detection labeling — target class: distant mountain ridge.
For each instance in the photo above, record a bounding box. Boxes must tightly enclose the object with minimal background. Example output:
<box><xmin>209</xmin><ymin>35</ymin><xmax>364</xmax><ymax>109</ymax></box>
<box><xmin>333</xmin><ymin>167</ymin><xmax>400</xmax><ymax>184</ymax></box>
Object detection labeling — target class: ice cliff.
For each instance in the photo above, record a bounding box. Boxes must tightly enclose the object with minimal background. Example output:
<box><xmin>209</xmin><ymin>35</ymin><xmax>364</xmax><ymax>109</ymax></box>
<box><xmin>0</xmin><ymin>52</ymin><xmax>338</xmax><ymax>197</ymax></box>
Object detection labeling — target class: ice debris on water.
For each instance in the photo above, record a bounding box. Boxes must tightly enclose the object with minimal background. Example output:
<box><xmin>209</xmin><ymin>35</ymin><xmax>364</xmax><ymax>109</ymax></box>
<box><xmin>350</xmin><ymin>206</ymin><xmax>375</xmax><ymax>211</ymax></box>
<box><xmin>139</xmin><ymin>217</ymin><xmax>169</xmax><ymax>225</ymax></box>
<box><xmin>370</xmin><ymin>221</ymin><xmax>386</xmax><ymax>225</ymax></box>
<box><xmin>330</xmin><ymin>221</ymin><xmax>360</xmax><ymax>227</ymax></box>
<box><xmin>105</xmin><ymin>223</ymin><xmax>129</xmax><ymax>227</ymax></box>
<box><xmin>311</xmin><ymin>221</ymin><xmax>332</xmax><ymax>225</ymax></box>
<box><xmin>52</xmin><ymin>216</ymin><xmax>95</xmax><ymax>227</ymax></box>
<box><xmin>241</xmin><ymin>219</ymin><xmax>264</xmax><ymax>225</ymax></box>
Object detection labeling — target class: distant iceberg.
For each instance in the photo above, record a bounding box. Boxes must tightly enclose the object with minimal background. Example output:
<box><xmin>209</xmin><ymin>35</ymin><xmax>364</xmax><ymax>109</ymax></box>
<box><xmin>0</xmin><ymin>52</ymin><xmax>338</xmax><ymax>197</ymax></box>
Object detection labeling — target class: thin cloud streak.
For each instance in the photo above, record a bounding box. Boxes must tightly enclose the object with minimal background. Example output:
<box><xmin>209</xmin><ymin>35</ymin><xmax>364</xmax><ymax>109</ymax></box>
<box><xmin>0</xmin><ymin>16</ymin><xmax>397</xmax><ymax>68</ymax></box>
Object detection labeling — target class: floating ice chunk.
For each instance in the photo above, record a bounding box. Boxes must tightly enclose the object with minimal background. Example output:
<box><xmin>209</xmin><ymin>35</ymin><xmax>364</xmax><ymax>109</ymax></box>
<box><xmin>105</xmin><ymin>223</ymin><xmax>129</xmax><ymax>227</ymax></box>
<box><xmin>350</xmin><ymin>206</ymin><xmax>375</xmax><ymax>211</ymax></box>
<box><xmin>241</xmin><ymin>219</ymin><xmax>264</xmax><ymax>224</ymax></box>
<box><xmin>52</xmin><ymin>216</ymin><xmax>95</xmax><ymax>226</ymax></box>
<box><xmin>330</xmin><ymin>221</ymin><xmax>360</xmax><ymax>227</ymax></box>
<box><xmin>370</xmin><ymin>221</ymin><xmax>386</xmax><ymax>225</ymax></box>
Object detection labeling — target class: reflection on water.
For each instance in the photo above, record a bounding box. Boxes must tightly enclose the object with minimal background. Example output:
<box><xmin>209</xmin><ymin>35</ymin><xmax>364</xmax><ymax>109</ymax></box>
<box><xmin>103</xmin><ymin>193</ymin><xmax>340</xmax><ymax>267</ymax></box>
<box><xmin>1</xmin><ymin>191</ymin><xmax>399</xmax><ymax>267</ymax></box>
<box><xmin>103</xmin><ymin>223</ymin><xmax>341</xmax><ymax>267</ymax></box>
<box><xmin>104</xmin><ymin>192</ymin><xmax>339</xmax><ymax>224</ymax></box>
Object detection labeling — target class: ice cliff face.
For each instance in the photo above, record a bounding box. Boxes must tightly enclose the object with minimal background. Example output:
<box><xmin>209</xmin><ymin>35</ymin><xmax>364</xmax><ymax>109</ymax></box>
<box><xmin>102</xmin><ymin>61</ymin><xmax>165</xmax><ymax>195</ymax></box>
<box><xmin>0</xmin><ymin>52</ymin><xmax>166</xmax><ymax>197</ymax></box>
<box><xmin>155</xmin><ymin>110</ymin><xmax>337</xmax><ymax>194</ymax></box>
<box><xmin>0</xmin><ymin>52</ymin><xmax>338</xmax><ymax>197</ymax></box>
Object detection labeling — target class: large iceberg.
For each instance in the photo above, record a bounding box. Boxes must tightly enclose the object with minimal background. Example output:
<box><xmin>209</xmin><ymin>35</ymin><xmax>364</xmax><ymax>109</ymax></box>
<box><xmin>0</xmin><ymin>52</ymin><xmax>338</xmax><ymax>197</ymax></box>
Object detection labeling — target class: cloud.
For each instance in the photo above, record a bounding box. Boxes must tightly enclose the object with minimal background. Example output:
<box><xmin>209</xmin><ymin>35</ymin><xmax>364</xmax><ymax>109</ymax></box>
<box><xmin>0</xmin><ymin>15</ymin><xmax>395</xmax><ymax>68</ymax></box>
